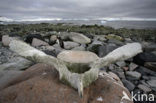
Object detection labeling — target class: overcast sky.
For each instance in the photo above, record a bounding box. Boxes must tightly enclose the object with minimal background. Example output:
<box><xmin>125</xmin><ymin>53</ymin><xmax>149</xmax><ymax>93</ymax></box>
<box><xmin>0</xmin><ymin>0</ymin><xmax>156</xmax><ymax>20</ymax></box>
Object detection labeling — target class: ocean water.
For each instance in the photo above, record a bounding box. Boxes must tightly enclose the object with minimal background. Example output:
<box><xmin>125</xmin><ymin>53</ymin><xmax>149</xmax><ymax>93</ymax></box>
<box><xmin>1</xmin><ymin>20</ymin><xmax>156</xmax><ymax>29</ymax></box>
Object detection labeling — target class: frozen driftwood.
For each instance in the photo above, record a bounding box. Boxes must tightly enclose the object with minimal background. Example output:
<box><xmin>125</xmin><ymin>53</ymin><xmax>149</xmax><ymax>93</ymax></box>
<box><xmin>9</xmin><ymin>40</ymin><xmax>142</xmax><ymax>97</ymax></box>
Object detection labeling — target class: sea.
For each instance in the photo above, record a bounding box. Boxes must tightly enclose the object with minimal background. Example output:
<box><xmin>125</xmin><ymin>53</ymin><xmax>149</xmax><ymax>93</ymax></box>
<box><xmin>1</xmin><ymin>20</ymin><xmax>156</xmax><ymax>29</ymax></box>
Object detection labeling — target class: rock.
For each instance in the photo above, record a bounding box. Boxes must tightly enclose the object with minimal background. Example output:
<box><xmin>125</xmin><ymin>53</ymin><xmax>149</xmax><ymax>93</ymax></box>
<box><xmin>58</xmin><ymin>32</ymin><xmax>70</xmax><ymax>41</ymax></box>
<box><xmin>0</xmin><ymin>35</ymin><xmax>2</xmax><ymax>41</ymax></box>
<box><xmin>129</xmin><ymin>63</ymin><xmax>138</xmax><ymax>71</ymax></box>
<box><xmin>0</xmin><ymin>57</ymin><xmax>33</xmax><ymax>71</ymax></box>
<box><xmin>144</xmin><ymin>62</ymin><xmax>156</xmax><ymax>72</ymax></box>
<box><xmin>136</xmin><ymin>66</ymin><xmax>156</xmax><ymax>76</ymax></box>
<box><xmin>147</xmin><ymin>80</ymin><xmax>156</xmax><ymax>91</ymax></box>
<box><xmin>116</xmin><ymin>61</ymin><xmax>126</xmax><ymax>67</ymax></box>
<box><xmin>94</xmin><ymin>35</ymin><xmax>107</xmax><ymax>42</ymax></box>
<box><xmin>122</xmin><ymin>79</ymin><xmax>135</xmax><ymax>91</ymax></box>
<box><xmin>50</xmin><ymin>35</ymin><xmax>57</xmax><ymax>44</ymax></box>
<box><xmin>124</xmin><ymin>38</ymin><xmax>133</xmax><ymax>43</ymax></box>
<box><xmin>108</xmin><ymin>64</ymin><xmax>116</xmax><ymax>70</ymax></box>
<box><xmin>0</xmin><ymin>70</ymin><xmax>23</xmax><ymax>90</ymax></box>
<box><xmin>98</xmin><ymin>43</ymin><xmax>118</xmax><ymax>57</ymax></box>
<box><xmin>142</xmin><ymin>42</ymin><xmax>156</xmax><ymax>52</ymax></box>
<box><xmin>106</xmin><ymin>34</ymin><xmax>124</xmax><ymax>41</ymax></box>
<box><xmin>24</xmin><ymin>34</ymin><xmax>44</xmax><ymax>44</ymax></box>
<box><xmin>64</xmin><ymin>41</ymin><xmax>79</xmax><ymax>50</ymax></box>
<box><xmin>122</xmin><ymin>67</ymin><xmax>129</xmax><ymax>71</ymax></box>
<box><xmin>87</xmin><ymin>40</ymin><xmax>103</xmax><ymax>54</ymax></box>
<box><xmin>0</xmin><ymin>63</ymin><xmax>133</xmax><ymax>103</ymax></box>
<box><xmin>133</xmin><ymin>52</ymin><xmax>156</xmax><ymax>66</ymax></box>
<box><xmin>116</xmin><ymin>71</ymin><xmax>126</xmax><ymax>79</ymax></box>
<box><xmin>108</xmin><ymin>72</ymin><xmax>124</xmax><ymax>85</ymax></box>
<box><xmin>72</xmin><ymin>46</ymin><xmax>85</xmax><ymax>51</ymax></box>
<box><xmin>126</xmin><ymin>71</ymin><xmax>141</xmax><ymax>80</ymax></box>
<box><xmin>0</xmin><ymin>47</ymin><xmax>15</xmax><ymax>64</ymax></box>
<box><xmin>43</xmin><ymin>50</ymin><xmax>57</xmax><ymax>57</ymax></box>
<box><xmin>32</xmin><ymin>38</ymin><xmax>49</xmax><ymax>47</ymax></box>
<box><xmin>137</xmin><ymin>84</ymin><xmax>152</xmax><ymax>93</ymax></box>
<box><xmin>69</xmin><ymin>32</ymin><xmax>91</xmax><ymax>44</ymax></box>
<box><xmin>52</xmin><ymin>44</ymin><xmax>63</xmax><ymax>55</ymax></box>
<box><xmin>108</xmin><ymin>39</ymin><xmax>124</xmax><ymax>46</ymax></box>
<box><xmin>2</xmin><ymin>35</ymin><xmax>11</xmax><ymax>46</ymax></box>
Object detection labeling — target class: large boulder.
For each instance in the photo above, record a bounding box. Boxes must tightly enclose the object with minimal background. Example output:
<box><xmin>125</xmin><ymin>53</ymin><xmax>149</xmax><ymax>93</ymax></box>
<box><xmin>64</xmin><ymin>41</ymin><xmax>80</xmax><ymax>50</ymax></box>
<box><xmin>24</xmin><ymin>34</ymin><xmax>44</xmax><ymax>44</ymax></box>
<box><xmin>31</xmin><ymin>38</ymin><xmax>49</xmax><ymax>47</ymax></box>
<box><xmin>87</xmin><ymin>40</ymin><xmax>103</xmax><ymax>54</ymax></box>
<box><xmin>69</xmin><ymin>32</ymin><xmax>91</xmax><ymax>44</ymax></box>
<box><xmin>98</xmin><ymin>43</ymin><xmax>118</xmax><ymax>57</ymax></box>
<box><xmin>0</xmin><ymin>63</ymin><xmax>133</xmax><ymax>103</ymax></box>
<box><xmin>0</xmin><ymin>70</ymin><xmax>23</xmax><ymax>90</ymax></box>
<box><xmin>2</xmin><ymin>35</ymin><xmax>12</xmax><ymax>46</ymax></box>
<box><xmin>0</xmin><ymin>57</ymin><xmax>33</xmax><ymax>71</ymax></box>
<box><xmin>133</xmin><ymin>52</ymin><xmax>156</xmax><ymax>65</ymax></box>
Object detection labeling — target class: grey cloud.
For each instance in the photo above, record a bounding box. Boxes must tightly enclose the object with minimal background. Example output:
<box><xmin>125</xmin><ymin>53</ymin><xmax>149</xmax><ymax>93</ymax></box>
<box><xmin>0</xmin><ymin>0</ymin><xmax>156</xmax><ymax>19</ymax></box>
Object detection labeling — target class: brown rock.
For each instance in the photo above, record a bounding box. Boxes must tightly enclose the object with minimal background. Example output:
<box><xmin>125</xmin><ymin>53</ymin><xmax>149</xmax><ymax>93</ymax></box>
<box><xmin>0</xmin><ymin>63</ymin><xmax>133</xmax><ymax>103</ymax></box>
<box><xmin>32</xmin><ymin>38</ymin><xmax>49</xmax><ymax>47</ymax></box>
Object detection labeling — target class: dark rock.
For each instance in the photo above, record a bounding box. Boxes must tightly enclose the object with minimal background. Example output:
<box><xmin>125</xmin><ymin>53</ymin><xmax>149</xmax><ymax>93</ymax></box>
<box><xmin>87</xmin><ymin>40</ymin><xmax>103</xmax><ymax>54</ymax></box>
<box><xmin>0</xmin><ymin>35</ymin><xmax>2</xmax><ymax>41</ymax></box>
<box><xmin>0</xmin><ymin>57</ymin><xmax>33</xmax><ymax>71</ymax></box>
<box><xmin>24</xmin><ymin>34</ymin><xmax>44</xmax><ymax>44</ymax></box>
<box><xmin>126</xmin><ymin>71</ymin><xmax>141</xmax><ymax>80</ymax></box>
<box><xmin>136</xmin><ymin>66</ymin><xmax>156</xmax><ymax>76</ymax></box>
<box><xmin>129</xmin><ymin>63</ymin><xmax>138</xmax><ymax>71</ymax></box>
<box><xmin>43</xmin><ymin>50</ymin><xmax>57</xmax><ymax>57</ymax></box>
<box><xmin>137</xmin><ymin>84</ymin><xmax>152</xmax><ymax>93</ymax></box>
<box><xmin>122</xmin><ymin>79</ymin><xmax>135</xmax><ymax>91</ymax></box>
<box><xmin>0</xmin><ymin>63</ymin><xmax>132</xmax><ymax>103</ymax></box>
<box><xmin>147</xmin><ymin>80</ymin><xmax>156</xmax><ymax>92</ymax></box>
<box><xmin>98</xmin><ymin>43</ymin><xmax>118</xmax><ymax>57</ymax></box>
<box><xmin>116</xmin><ymin>61</ymin><xmax>126</xmax><ymax>67</ymax></box>
<box><xmin>133</xmin><ymin>52</ymin><xmax>156</xmax><ymax>66</ymax></box>
<box><xmin>144</xmin><ymin>62</ymin><xmax>156</xmax><ymax>72</ymax></box>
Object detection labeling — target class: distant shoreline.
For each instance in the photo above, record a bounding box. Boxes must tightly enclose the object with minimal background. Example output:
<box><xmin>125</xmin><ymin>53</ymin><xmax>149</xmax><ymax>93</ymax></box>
<box><xmin>1</xmin><ymin>20</ymin><xmax>156</xmax><ymax>30</ymax></box>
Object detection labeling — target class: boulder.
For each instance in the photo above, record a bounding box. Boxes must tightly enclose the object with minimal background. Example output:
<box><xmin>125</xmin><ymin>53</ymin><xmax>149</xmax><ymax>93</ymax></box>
<box><xmin>144</xmin><ymin>62</ymin><xmax>156</xmax><ymax>72</ymax></box>
<box><xmin>133</xmin><ymin>52</ymin><xmax>156</xmax><ymax>66</ymax></box>
<box><xmin>0</xmin><ymin>63</ymin><xmax>133</xmax><ymax>103</ymax></box>
<box><xmin>98</xmin><ymin>43</ymin><xmax>118</xmax><ymax>57</ymax></box>
<box><xmin>72</xmin><ymin>46</ymin><xmax>85</xmax><ymax>51</ymax></box>
<box><xmin>106</xmin><ymin>34</ymin><xmax>124</xmax><ymax>41</ymax></box>
<box><xmin>116</xmin><ymin>61</ymin><xmax>126</xmax><ymax>67</ymax></box>
<box><xmin>0</xmin><ymin>70</ymin><xmax>23</xmax><ymax>90</ymax></box>
<box><xmin>87</xmin><ymin>40</ymin><xmax>103</xmax><ymax>54</ymax></box>
<box><xmin>32</xmin><ymin>38</ymin><xmax>49</xmax><ymax>47</ymax></box>
<box><xmin>58</xmin><ymin>32</ymin><xmax>70</xmax><ymax>41</ymax></box>
<box><xmin>64</xmin><ymin>41</ymin><xmax>79</xmax><ymax>50</ymax></box>
<box><xmin>69</xmin><ymin>32</ymin><xmax>91</xmax><ymax>44</ymax></box>
<box><xmin>137</xmin><ymin>84</ymin><xmax>152</xmax><ymax>93</ymax></box>
<box><xmin>129</xmin><ymin>63</ymin><xmax>138</xmax><ymax>71</ymax></box>
<box><xmin>147</xmin><ymin>80</ymin><xmax>156</xmax><ymax>91</ymax></box>
<box><xmin>2</xmin><ymin>35</ymin><xmax>11</xmax><ymax>46</ymax></box>
<box><xmin>0</xmin><ymin>57</ymin><xmax>33</xmax><ymax>71</ymax></box>
<box><xmin>24</xmin><ymin>34</ymin><xmax>44</xmax><ymax>44</ymax></box>
<box><xmin>94</xmin><ymin>35</ymin><xmax>107</xmax><ymax>42</ymax></box>
<box><xmin>50</xmin><ymin>35</ymin><xmax>57</xmax><ymax>44</ymax></box>
<box><xmin>122</xmin><ymin>79</ymin><xmax>135</xmax><ymax>91</ymax></box>
<box><xmin>126</xmin><ymin>71</ymin><xmax>141</xmax><ymax>80</ymax></box>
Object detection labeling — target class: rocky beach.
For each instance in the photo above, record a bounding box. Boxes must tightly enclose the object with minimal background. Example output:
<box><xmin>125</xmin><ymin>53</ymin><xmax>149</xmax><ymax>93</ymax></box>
<box><xmin>0</xmin><ymin>23</ymin><xmax>156</xmax><ymax>103</ymax></box>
